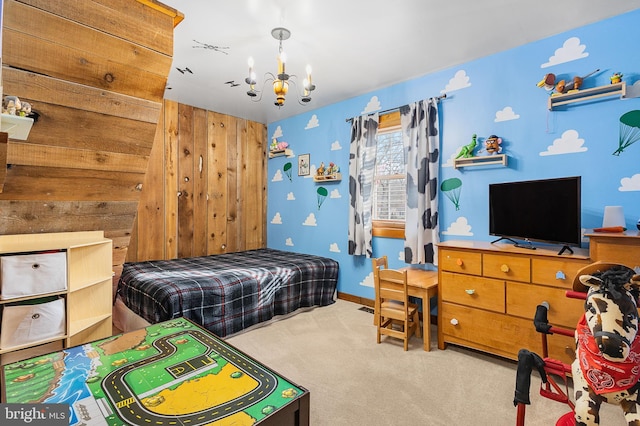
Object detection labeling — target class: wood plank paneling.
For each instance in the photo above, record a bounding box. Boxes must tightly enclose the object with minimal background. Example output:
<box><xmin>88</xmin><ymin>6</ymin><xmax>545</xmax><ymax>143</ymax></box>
<box><xmin>133</xmin><ymin>103</ymin><xmax>166</xmax><ymax>262</ymax></box>
<box><xmin>164</xmin><ymin>100</ymin><xmax>179</xmax><ymax>259</ymax></box>
<box><xmin>17</xmin><ymin>0</ymin><xmax>179</xmax><ymax>54</ymax></box>
<box><xmin>177</xmin><ymin>103</ymin><xmax>195</xmax><ymax>258</ymax></box>
<box><xmin>208</xmin><ymin>112</ymin><xmax>229</xmax><ymax>255</ymax></box>
<box><xmin>129</xmin><ymin>102</ymin><xmax>267</xmax><ymax>261</ymax></box>
<box><xmin>0</xmin><ymin>0</ymin><xmax>178</xmax><ymax>300</ymax></box>
<box><xmin>193</xmin><ymin>108</ymin><xmax>208</xmax><ymax>257</ymax></box>
<box><xmin>4</xmin><ymin>1</ymin><xmax>172</xmax><ymax>101</ymax></box>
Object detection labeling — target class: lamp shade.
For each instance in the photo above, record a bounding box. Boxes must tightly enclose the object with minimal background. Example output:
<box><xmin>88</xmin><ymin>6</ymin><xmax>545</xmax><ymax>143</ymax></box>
<box><xmin>602</xmin><ymin>205</ymin><xmax>625</xmax><ymax>228</ymax></box>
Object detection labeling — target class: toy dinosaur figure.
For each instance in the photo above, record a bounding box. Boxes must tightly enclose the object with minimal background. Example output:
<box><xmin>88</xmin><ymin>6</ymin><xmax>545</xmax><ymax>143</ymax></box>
<box><xmin>456</xmin><ymin>134</ymin><xmax>477</xmax><ymax>159</ymax></box>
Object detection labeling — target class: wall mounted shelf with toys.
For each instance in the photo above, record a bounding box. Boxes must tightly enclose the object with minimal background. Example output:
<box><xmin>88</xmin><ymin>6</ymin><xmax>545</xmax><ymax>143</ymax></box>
<box><xmin>453</xmin><ymin>154</ymin><xmax>507</xmax><ymax>169</ymax></box>
<box><xmin>268</xmin><ymin>148</ymin><xmax>293</xmax><ymax>159</ymax></box>
<box><xmin>313</xmin><ymin>172</ymin><xmax>342</xmax><ymax>182</ymax></box>
<box><xmin>268</xmin><ymin>138</ymin><xmax>292</xmax><ymax>159</ymax></box>
<box><xmin>314</xmin><ymin>162</ymin><xmax>341</xmax><ymax>182</ymax></box>
<box><xmin>548</xmin><ymin>82</ymin><xmax>626</xmax><ymax>110</ymax></box>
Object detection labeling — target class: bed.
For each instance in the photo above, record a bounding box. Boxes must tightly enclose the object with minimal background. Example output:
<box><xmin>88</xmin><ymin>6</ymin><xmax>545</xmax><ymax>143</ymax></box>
<box><xmin>114</xmin><ymin>248</ymin><xmax>339</xmax><ymax>337</ymax></box>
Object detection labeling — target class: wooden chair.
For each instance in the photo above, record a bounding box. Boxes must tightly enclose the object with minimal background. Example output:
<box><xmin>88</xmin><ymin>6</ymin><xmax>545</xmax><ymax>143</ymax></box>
<box><xmin>374</xmin><ymin>266</ymin><xmax>421</xmax><ymax>351</ymax></box>
<box><xmin>371</xmin><ymin>256</ymin><xmax>388</xmax><ymax>326</ymax></box>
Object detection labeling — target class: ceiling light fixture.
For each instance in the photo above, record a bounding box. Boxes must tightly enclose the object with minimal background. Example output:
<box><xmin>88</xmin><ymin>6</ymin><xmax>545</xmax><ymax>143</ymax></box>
<box><xmin>245</xmin><ymin>27</ymin><xmax>315</xmax><ymax>107</ymax></box>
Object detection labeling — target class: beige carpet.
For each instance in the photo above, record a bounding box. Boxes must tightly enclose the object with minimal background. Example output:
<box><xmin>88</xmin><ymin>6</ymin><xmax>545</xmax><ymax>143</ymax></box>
<box><xmin>227</xmin><ymin>299</ymin><xmax>625</xmax><ymax>425</ymax></box>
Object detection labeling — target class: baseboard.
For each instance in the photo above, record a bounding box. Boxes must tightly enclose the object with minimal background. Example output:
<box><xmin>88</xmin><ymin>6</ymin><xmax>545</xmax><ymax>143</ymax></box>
<box><xmin>337</xmin><ymin>292</ymin><xmax>437</xmax><ymax>325</ymax></box>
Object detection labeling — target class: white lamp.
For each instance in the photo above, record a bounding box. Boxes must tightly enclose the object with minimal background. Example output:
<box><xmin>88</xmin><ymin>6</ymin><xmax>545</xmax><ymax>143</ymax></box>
<box><xmin>602</xmin><ymin>206</ymin><xmax>625</xmax><ymax>228</ymax></box>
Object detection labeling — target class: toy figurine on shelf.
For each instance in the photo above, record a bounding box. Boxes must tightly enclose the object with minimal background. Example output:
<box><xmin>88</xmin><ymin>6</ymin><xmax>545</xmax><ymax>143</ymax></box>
<box><xmin>269</xmin><ymin>138</ymin><xmax>288</xmax><ymax>152</ymax></box>
<box><xmin>325</xmin><ymin>162</ymin><xmax>340</xmax><ymax>177</ymax></box>
<box><xmin>455</xmin><ymin>134</ymin><xmax>478</xmax><ymax>159</ymax></box>
<box><xmin>482</xmin><ymin>135</ymin><xmax>502</xmax><ymax>155</ymax></box>
<box><xmin>610</xmin><ymin>72</ymin><xmax>623</xmax><ymax>84</ymax></box>
<box><xmin>317</xmin><ymin>162</ymin><xmax>325</xmax><ymax>176</ymax></box>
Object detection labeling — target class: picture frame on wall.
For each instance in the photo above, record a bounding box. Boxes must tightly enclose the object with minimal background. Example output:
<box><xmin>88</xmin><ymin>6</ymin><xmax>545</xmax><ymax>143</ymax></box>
<box><xmin>298</xmin><ymin>154</ymin><xmax>310</xmax><ymax>176</ymax></box>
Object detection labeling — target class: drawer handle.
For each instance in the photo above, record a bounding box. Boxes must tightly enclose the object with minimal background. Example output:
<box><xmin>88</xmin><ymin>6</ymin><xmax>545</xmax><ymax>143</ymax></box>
<box><xmin>450</xmin><ymin>318</ymin><xmax>459</xmax><ymax>326</ymax></box>
<box><xmin>500</xmin><ymin>264</ymin><xmax>510</xmax><ymax>273</ymax></box>
<box><xmin>32</xmin><ymin>263</ymin><xmax>40</xmax><ymax>269</ymax></box>
<box><xmin>465</xmin><ymin>289</ymin><xmax>475</xmax><ymax>295</ymax></box>
<box><xmin>555</xmin><ymin>271</ymin><xmax>566</xmax><ymax>280</ymax></box>
<box><xmin>456</xmin><ymin>258</ymin><xmax>463</xmax><ymax>266</ymax></box>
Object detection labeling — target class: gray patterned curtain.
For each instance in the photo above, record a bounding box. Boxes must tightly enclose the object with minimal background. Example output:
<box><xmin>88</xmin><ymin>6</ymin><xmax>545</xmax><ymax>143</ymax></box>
<box><xmin>348</xmin><ymin>113</ymin><xmax>379</xmax><ymax>257</ymax></box>
<box><xmin>400</xmin><ymin>98</ymin><xmax>440</xmax><ymax>265</ymax></box>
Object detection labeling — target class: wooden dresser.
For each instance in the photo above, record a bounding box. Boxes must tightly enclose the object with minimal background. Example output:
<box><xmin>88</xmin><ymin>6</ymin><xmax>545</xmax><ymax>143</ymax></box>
<box><xmin>437</xmin><ymin>240</ymin><xmax>590</xmax><ymax>365</ymax></box>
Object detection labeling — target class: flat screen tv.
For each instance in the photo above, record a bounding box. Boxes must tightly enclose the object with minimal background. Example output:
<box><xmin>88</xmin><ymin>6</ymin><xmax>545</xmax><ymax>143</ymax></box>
<box><xmin>488</xmin><ymin>176</ymin><xmax>581</xmax><ymax>255</ymax></box>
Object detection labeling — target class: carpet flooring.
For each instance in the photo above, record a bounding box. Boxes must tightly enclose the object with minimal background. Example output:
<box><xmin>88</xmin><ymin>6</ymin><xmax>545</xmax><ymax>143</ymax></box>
<box><xmin>226</xmin><ymin>298</ymin><xmax>624</xmax><ymax>425</ymax></box>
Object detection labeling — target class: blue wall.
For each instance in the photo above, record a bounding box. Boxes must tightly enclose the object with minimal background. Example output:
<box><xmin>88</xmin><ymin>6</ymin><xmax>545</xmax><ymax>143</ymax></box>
<box><xmin>266</xmin><ymin>10</ymin><xmax>640</xmax><ymax>301</ymax></box>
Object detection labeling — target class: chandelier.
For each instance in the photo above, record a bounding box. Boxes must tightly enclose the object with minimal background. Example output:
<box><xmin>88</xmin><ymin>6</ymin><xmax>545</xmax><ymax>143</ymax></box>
<box><xmin>245</xmin><ymin>27</ymin><xmax>315</xmax><ymax>107</ymax></box>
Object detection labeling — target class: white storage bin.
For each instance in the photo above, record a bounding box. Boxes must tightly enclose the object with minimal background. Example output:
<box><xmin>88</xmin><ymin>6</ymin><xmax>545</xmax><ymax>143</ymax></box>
<box><xmin>0</xmin><ymin>297</ymin><xmax>66</xmax><ymax>349</ymax></box>
<box><xmin>0</xmin><ymin>251</ymin><xmax>67</xmax><ymax>300</ymax></box>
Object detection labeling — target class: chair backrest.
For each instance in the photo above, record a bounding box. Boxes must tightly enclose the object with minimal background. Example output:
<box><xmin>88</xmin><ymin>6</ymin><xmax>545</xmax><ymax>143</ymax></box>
<box><xmin>375</xmin><ymin>267</ymin><xmax>410</xmax><ymax>311</ymax></box>
<box><xmin>371</xmin><ymin>256</ymin><xmax>388</xmax><ymax>282</ymax></box>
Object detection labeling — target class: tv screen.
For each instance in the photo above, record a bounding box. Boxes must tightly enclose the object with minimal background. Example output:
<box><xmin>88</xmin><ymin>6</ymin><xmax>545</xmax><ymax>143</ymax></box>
<box><xmin>489</xmin><ymin>176</ymin><xmax>581</xmax><ymax>249</ymax></box>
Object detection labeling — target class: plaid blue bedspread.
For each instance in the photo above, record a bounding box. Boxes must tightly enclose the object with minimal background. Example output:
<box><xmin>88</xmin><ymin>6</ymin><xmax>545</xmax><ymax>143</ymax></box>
<box><xmin>117</xmin><ymin>248</ymin><xmax>339</xmax><ymax>337</ymax></box>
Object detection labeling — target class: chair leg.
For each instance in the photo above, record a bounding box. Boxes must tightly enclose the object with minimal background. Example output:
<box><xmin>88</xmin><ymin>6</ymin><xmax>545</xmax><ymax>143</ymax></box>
<box><xmin>413</xmin><ymin>311</ymin><xmax>421</xmax><ymax>338</ymax></box>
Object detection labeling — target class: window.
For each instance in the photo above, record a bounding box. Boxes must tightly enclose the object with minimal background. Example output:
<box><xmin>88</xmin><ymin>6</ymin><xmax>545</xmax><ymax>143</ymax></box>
<box><xmin>372</xmin><ymin>112</ymin><xmax>405</xmax><ymax>238</ymax></box>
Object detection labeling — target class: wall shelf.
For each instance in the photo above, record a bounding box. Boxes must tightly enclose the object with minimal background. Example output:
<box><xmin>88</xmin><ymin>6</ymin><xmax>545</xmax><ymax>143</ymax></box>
<box><xmin>453</xmin><ymin>154</ymin><xmax>507</xmax><ymax>169</ymax></box>
<box><xmin>0</xmin><ymin>114</ymin><xmax>34</xmax><ymax>140</ymax></box>
<box><xmin>313</xmin><ymin>173</ymin><xmax>342</xmax><ymax>182</ymax></box>
<box><xmin>548</xmin><ymin>82</ymin><xmax>626</xmax><ymax>110</ymax></box>
<box><xmin>268</xmin><ymin>148</ymin><xmax>293</xmax><ymax>158</ymax></box>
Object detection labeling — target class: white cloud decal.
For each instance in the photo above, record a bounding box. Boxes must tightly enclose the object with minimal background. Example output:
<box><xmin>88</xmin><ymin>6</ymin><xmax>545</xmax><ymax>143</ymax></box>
<box><xmin>302</xmin><ymin>213</ymin><xmax>317</xmax><ymax>226</ymax></box>
<box><xmin>287</xmin><ymin>192</ymin><xmax>296</xmax><ymax>200</ymax></box>
<box><xmin>330</xmin><ymin>189</ymin><xmax>341</xmax><ymax>199</ymax></box>
<box><xmin>362</xmin><ymin>96</ymin><xmax>382</xmax><ymax>114</ymax></box>
<box><xmin>442</xmin><ymin>70</ymin><xmax>471</xmax><ymax>93</ymax></box>
<box><xmin>361</xmin><ymin>271</ymin><xmax>374</xmax><ymax>288</ymax></box>
<box><xmin>442</xmin><ymin>148</ymin><xmax>462</xmax><ymax>168</ymax></box>
<box><xmin>398</xmin><ymin>251</ymin><xmax>404</xmax><ymax>262</ymax></box>
<box><xmin>442</xmin><ymin>217</ymin><xmax>474</xmax><ymax>236</ymax></box>
<box><xmin>539</xmin><ymin>129</ymin><xmax>587</xmax><ymax>156</ymax></box>
<box><xmin>271</xmin><ymin>212</ymin><xmax>283</xmax><ymax>224</ymax></box>
<box><xmin>331</xmin><ymin>140</ymin><xmax>342</xmax><ymax>150</ymax></box>
<box><xmin>329</xmin><ymin>243</ymin><xmax>340</xmax><ymax>253</ymax></box>
<box><xmin>494</xmin><ymin>107</ymin><xmax>520</xmax><ymax>122</ymax></box>
<box><xmin>272</xmin><ymin>169</ymin><xmax>284</xmax><ymax>181</ymax></box>
<box><xmin>619</xmin><ymin>174</ymin><xmax>640</xmax><ymax>191</ymax></box>
<box><xmin>285</xmin><ymin>237</ymin><xmax>294</xmax><ymax>246</ymax></box>
<box><xmin>272</xmin><ymin>126</ymin><xmax>283</xmax><ymax>139</ymax></box>
<box><xmin>305</xmin><ymin>114</ymin><xmax>319</xmax><ymax>129</ymax></box>
<box><xmin>541</xmin><ymin>37</ymin><xmax>588</xmax><ymax>68</ymax></box>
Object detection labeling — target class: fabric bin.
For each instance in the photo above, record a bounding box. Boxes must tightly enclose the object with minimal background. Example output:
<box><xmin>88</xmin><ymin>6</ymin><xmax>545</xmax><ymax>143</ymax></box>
<box><xmin>0</xmin><ymin>251</ymin><xmax>67</xmax><ymax>300</ymax></box>
<box><xmin>0</xmin><ymin>297</ymin><xmax>66</xmax><ymax>349</ymax></box>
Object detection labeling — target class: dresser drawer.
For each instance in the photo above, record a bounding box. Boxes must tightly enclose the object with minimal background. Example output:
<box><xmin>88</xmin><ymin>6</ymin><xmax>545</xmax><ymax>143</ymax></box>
<box><xmin>506</xmin><ymin>281</ymin><xmax>585</xmax><ymax>329</ymax></box>
<box><xmin>441</xmin><ymin>302</ymin><xmax>539</xmax><ymax>360</ymax></box>
<box><xmin>483</xmin><ymin>253</ymin><xmax>530</xmax><ymax>282</ymax></box>
<box><xmin>531</xmin><ymin>257</ymin><xmax>591</xmax><ymax>289</ymax></box>
<box><xmin>440</xmin><ymin>249</ymin><xmax>482</xmax><ymax>275</ymax></box>
<box><xmin>440</xmin><ymin>271</ymin><xmax>505</xmax><ymax>313</ymax></box>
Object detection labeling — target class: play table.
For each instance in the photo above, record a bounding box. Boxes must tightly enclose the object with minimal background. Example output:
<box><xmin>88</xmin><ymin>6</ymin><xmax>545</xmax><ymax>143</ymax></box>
<box><xmin>1</xmin><ymin>318</ymin><xmax>309</xmax><ymax>425</ymax></box>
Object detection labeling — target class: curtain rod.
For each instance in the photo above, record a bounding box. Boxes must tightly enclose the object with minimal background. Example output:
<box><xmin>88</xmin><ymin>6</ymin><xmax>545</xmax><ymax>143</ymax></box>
<box><xmin>345</xmin><ymin>93</ymin><xmax>447</xmax><ymax>123</ymax></box>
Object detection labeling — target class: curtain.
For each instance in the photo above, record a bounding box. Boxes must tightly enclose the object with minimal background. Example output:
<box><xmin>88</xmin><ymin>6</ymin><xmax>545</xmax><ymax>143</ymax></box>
<box><xmin>400</xmin><ymin>98</ymin><xmax>440</xmax><ymax>265</ymax></box>
<box><xmin>348</xmin><ymin>113</ymin><xmax>379</xmax><ymax>257</ymax></box>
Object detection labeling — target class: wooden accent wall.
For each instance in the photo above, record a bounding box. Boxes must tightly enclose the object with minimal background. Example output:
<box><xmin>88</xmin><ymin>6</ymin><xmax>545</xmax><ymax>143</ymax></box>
<box><xmin>127</xmin><ymin>101</ymin><xmax>268</xmax><ymax>269</ymax></box>
<box><xmin>0</xmin><ymin>0</ymin><xmax>181</xmax><ymax>296</ymax></box>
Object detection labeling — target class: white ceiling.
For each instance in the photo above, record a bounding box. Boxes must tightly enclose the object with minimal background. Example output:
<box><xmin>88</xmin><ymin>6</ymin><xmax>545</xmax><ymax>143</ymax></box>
<box><xmin>161</xmin><ymin>1</ymin><xmax>640</xmax><ymax>125</ymax></box>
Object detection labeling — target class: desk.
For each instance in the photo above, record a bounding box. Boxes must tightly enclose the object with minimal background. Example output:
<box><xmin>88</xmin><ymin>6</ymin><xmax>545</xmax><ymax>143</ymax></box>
<box><xmin>2</xmin><ymin>318</ymin><xmax>310</xmax><ymax>426</ymax></box>
<box><xmin>374</xmin><ymin>268</ymin><xmax>438</xmax><ymax>352</ymax></box>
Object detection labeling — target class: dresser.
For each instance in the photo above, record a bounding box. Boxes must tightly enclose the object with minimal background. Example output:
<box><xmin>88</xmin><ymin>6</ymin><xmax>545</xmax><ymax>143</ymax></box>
<box><xmin>437</xmin><ymin>240</ymin><xmax>591</xmax><ymax>365</ymax></box>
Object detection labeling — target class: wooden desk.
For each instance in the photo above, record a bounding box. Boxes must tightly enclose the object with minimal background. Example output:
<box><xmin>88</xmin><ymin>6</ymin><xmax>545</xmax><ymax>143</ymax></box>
<box><xmin>374</xmin><ymin>268</ymin><xmax>438</xmax><ymax>351</ymax></box>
